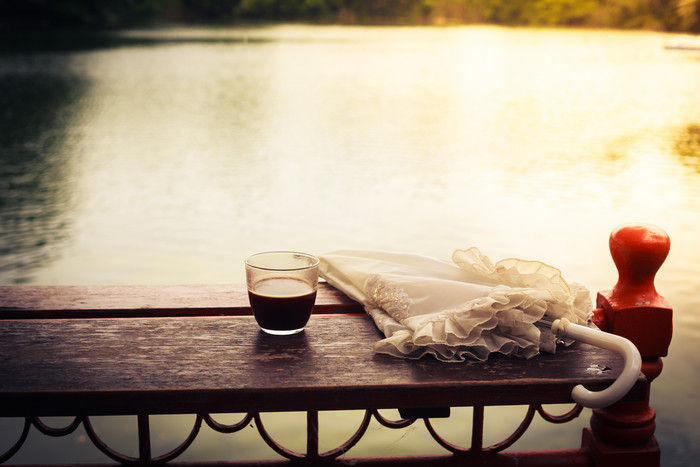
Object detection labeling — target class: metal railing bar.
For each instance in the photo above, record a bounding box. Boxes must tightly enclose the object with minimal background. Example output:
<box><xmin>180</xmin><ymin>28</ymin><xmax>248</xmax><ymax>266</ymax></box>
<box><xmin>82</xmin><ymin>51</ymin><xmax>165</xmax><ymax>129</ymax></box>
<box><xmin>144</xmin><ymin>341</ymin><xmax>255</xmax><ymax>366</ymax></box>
<box><xmin>372</xmin><ymin>409</ymin><xmax>416</xmax><ymax>429</ymax></box>
<box><xmin>483</xmin><ymin>405</ymin><xmax>537</xmax><ymax>453</ymax></box>
<box><xmin>151</xmin><ymin>414</ymin><xmax>204</xmax><ymax>464</ymax></box>
<box><xmin>306</xmin><ymin>411</ymin><xmax>319</xmax><ymax>459</ymax></box>
<box><xmin>203</xmin><ymin>412</ymin><xmax>255</xmax><ymax>433</ymax></box>
<box><xmin>138</xmin><ymin>413</ymin><xmax>152</xmax><ymax>463</ymax></box>
<box><xmin>252</xmin><ymin>412</ymin><xmax>304</xmax><ymax>460</ymax></box>
<box><xmin>536</xmin><ymin>404</ymin><xmax>585</xmax><ymax>424</ymax></box>
<box><xmin>320</xmin><ymin>409</ymin><xmax>374</xmax><ymax>459</ymax></box>
<box><xmin>82</xmin><ymin>415</ymin><xmax>139</xmax><ymax>464</ymax></box>
<box><xmin>31</xmin><ymin>416</ymin><xmax>81</xmax><ymax>437</ymax></box>
<box><xmin>472</xmin><ymin>406</ymin><xmax>484</xmax><ymax>451</ymax></box>
<box><xmin>0</xmin><ymin>417</ymin><xmax>30</xmax><ymax>464</ymax></box>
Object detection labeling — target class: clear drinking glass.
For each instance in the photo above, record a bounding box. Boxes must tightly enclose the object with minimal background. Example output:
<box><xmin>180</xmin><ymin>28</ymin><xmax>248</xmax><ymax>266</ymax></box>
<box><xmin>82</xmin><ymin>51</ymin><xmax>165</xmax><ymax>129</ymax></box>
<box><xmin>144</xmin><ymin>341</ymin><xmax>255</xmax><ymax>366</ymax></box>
<box><xmin>245</xmin><ymin>251</ymin><xmax>319</xmax><ymax>335</ymax></box>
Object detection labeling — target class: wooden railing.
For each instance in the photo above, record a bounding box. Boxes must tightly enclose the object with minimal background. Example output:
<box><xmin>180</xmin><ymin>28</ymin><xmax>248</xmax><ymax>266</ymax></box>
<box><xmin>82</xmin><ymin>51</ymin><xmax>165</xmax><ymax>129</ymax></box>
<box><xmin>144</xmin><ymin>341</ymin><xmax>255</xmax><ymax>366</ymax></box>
<box><xmin>0</xmin><ymin>223</ymin><xmax>672</xmax><ymax>466</ymax></box>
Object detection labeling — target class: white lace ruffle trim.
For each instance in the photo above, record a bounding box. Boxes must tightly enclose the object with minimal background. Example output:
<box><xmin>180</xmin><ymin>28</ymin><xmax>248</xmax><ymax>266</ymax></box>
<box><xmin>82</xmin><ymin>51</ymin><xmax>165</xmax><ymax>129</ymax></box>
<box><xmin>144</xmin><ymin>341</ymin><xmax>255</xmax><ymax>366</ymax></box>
<box><xmin>319</xmin><ymin>248</ymin><xmax>593</xmax><ymax>362</ymax></box>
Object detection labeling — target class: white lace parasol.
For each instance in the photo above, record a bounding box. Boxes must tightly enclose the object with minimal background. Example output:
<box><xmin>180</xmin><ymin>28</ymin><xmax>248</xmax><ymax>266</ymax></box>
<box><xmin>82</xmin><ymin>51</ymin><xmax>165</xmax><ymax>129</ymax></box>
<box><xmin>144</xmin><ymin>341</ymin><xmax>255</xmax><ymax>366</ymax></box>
<box><xmin>319</xmin><ymin>248</ymin><xmax>592</xmax><ymax>362</ymax></box>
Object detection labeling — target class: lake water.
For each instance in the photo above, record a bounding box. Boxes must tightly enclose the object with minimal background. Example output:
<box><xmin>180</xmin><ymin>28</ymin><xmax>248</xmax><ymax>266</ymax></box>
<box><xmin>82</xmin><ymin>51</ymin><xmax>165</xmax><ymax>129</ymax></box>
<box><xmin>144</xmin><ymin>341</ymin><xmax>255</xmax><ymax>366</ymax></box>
<box><xmin>1</xmin><ymin>25</ymin><xmax>699</xmax><ymax>466</ymax></box>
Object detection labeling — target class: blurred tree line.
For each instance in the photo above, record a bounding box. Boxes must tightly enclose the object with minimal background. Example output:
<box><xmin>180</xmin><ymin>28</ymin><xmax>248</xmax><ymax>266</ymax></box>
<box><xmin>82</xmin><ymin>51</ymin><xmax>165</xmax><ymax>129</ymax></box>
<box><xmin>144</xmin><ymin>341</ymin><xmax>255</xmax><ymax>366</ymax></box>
<box><xmin>1</xmin><ymin>0</ymin><xmax>698</xmax><ymax>32</ymax></box>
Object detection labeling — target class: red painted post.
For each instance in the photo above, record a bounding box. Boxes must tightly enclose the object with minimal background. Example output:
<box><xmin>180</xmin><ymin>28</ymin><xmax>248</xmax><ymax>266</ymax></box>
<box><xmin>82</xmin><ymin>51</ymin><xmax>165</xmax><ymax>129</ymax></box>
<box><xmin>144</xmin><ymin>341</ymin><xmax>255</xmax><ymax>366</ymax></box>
<box><xmin>584</xmin><ymin>223</ymin><xmax>672</xmax><ymax>467</ymax></box>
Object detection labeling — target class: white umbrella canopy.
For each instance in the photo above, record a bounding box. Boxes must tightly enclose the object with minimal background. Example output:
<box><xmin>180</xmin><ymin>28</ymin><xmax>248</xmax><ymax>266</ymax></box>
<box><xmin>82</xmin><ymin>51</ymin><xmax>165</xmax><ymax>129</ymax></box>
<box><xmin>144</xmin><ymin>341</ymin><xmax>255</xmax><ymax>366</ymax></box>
<box><xmin>319</xmin><ymin>247</ymin><xmax>592</xmax><ymax>362</ymax></box>
<box><xmin>319</xmin><ymin>247</ymin><xmax>641</xmax><ymax>408</ymax></box>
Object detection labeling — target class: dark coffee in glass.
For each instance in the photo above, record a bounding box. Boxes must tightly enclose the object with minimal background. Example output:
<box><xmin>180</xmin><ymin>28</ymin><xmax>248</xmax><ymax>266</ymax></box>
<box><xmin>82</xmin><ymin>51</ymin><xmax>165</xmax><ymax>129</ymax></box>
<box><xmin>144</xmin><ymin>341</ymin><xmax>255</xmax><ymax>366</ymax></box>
<box><xmin>245</xmin><ymin>252</ymin><xmax>319</xmax><ymax>335</ymax></box>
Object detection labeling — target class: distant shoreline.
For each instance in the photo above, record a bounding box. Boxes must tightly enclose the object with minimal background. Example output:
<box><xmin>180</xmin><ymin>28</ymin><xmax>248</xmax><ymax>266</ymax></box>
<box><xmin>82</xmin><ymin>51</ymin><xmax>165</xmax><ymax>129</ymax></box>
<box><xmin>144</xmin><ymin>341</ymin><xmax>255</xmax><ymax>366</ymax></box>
<box><xmin>1</xmin><ymin>1</ymin><xmax>698</xmax><ymax>34</ymax></box>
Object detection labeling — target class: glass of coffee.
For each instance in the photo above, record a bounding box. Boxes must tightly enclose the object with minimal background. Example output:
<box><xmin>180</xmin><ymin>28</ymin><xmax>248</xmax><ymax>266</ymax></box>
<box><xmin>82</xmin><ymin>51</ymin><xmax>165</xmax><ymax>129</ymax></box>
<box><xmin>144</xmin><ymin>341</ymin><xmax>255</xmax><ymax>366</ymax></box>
<box><xmin>245</xmin><ymin>251</ymin><xmax>319</xmax><ymax>335</ymax></box>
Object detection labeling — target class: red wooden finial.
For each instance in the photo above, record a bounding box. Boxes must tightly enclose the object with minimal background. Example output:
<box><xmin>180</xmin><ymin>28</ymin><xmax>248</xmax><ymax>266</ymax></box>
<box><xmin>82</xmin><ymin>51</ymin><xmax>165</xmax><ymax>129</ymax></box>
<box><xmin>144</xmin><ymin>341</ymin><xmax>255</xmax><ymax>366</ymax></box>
<box><xmin>608</xmin><ymin>223</ymin><xmax>671</xmax><ymax>309</ymax></box>
<box><xmin>592</xmin><ymin>222</ymin><xmax>672</xmax><ymax>359</ymax></box>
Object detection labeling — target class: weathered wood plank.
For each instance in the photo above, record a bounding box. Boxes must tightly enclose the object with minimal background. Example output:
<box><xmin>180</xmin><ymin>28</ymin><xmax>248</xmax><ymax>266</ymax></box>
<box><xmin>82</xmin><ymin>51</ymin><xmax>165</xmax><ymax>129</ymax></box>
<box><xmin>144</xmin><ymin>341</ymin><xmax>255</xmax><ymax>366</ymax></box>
<box><xmin>0</xmin><ymin>283</ymin><xmax>363</xmax><ymax>318</ymax></box>
<box><xmin>0</xmin><ymin>314</ymin><xmax>646</xmax><ymax>417</ymax></box>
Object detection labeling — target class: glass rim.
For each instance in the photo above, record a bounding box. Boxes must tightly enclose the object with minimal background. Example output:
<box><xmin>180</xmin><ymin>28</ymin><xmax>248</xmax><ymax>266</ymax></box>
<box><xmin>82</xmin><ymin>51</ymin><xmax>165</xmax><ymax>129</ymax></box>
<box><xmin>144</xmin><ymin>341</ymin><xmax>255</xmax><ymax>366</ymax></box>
<box><xmin>244</xmin><ymin>251</ymin><xmax>319</xmax><ymax>271</ymax></box>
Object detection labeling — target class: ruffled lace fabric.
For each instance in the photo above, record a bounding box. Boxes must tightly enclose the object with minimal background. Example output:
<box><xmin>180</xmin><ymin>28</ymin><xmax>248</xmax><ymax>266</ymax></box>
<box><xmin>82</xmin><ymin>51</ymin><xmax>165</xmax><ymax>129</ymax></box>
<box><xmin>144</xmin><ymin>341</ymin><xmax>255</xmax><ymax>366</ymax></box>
<box><xmin>319</xmin><ymin>248</ymin><xmax>592</xmax><ymax>362</ymax></box>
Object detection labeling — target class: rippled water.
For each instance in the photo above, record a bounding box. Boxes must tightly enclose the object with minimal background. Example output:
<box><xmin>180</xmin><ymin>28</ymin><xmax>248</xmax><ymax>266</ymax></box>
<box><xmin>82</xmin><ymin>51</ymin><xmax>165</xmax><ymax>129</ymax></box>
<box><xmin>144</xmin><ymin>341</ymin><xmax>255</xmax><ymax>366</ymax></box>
<box><xmin>1</xmin><ymin>25</ymin><xmax>699</xmax><ymax>466</ymax></box>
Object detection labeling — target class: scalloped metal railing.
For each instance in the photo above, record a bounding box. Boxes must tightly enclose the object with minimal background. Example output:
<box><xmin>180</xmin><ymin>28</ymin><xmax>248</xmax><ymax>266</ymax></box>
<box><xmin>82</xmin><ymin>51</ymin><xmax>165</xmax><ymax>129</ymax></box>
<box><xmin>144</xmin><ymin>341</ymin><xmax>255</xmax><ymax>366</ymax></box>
<box><xmin>0</xmin><ymin>403</ymin><xmax>585</xmax><ymax>464</ymax></box>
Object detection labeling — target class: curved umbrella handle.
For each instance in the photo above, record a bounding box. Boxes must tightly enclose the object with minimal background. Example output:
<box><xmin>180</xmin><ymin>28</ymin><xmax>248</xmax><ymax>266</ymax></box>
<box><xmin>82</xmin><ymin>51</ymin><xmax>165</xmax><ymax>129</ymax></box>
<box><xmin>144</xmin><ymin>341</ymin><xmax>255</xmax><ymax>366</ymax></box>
<box><xmin>551</xmin><ymin>319</ymin><xmax>642</xmax><ymax>408</ymax></box>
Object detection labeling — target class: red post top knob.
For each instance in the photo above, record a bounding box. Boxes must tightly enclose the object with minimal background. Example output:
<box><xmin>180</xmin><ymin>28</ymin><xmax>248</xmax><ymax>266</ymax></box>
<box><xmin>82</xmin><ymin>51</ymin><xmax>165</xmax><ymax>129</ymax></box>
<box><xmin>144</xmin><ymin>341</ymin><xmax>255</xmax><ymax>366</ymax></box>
<box><xmin>609</xmin><ymin>223</ymin><xmax>670</xmax><ymax>308</ymax></box>
<box><xmin>594</xmin><ymin>223</ymin><xmax>672</xmax><ymax>358</ymax></box>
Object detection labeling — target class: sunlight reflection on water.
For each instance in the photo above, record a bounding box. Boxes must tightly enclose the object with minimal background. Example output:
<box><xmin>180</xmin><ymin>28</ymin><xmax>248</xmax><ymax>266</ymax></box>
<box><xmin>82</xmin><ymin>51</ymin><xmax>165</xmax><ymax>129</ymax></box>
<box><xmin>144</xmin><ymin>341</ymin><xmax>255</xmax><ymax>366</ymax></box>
<box><xmin>1</xmin><ymin>25</ymin><xmax>699</xmax><ymax>466</ymax></box>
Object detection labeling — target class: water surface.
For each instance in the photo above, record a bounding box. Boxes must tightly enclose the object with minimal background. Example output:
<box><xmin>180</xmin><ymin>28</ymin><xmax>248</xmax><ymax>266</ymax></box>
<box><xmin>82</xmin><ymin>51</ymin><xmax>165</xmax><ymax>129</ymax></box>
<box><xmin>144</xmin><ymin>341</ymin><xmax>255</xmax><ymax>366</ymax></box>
<box><xmin>1</xmin><ymin>25</ymin><xmax>699</xmax><ymax>466</ymax></box>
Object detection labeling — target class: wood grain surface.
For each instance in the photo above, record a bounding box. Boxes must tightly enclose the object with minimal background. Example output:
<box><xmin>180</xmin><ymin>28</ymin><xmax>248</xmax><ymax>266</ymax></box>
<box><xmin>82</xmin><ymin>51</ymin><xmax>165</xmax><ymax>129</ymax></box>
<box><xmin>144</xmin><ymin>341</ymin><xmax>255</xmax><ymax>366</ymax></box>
<box><xmin>0</xmin><ymin>283</ymin><xmax>363</xmax><ymax>318</ymax></box>
<box><xmin>0</xmin><ymin>314</ymin><xmax>646</xmax><ymax>417</ymax></box>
